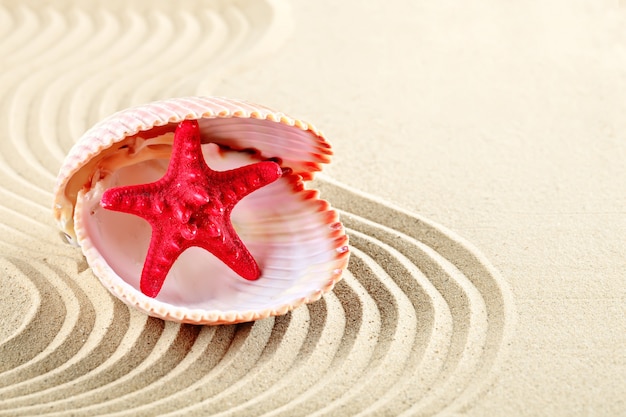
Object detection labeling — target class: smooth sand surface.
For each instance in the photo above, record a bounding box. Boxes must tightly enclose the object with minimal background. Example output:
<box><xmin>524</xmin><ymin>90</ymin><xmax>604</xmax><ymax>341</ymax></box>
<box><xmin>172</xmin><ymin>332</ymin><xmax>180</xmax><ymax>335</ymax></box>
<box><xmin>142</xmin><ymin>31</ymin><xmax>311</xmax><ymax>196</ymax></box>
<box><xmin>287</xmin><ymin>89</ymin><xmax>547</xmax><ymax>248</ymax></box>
<box><xmin>0</xmin><ymin>0</ymin><xmax>624</xmax><ymax>416</ymax></box>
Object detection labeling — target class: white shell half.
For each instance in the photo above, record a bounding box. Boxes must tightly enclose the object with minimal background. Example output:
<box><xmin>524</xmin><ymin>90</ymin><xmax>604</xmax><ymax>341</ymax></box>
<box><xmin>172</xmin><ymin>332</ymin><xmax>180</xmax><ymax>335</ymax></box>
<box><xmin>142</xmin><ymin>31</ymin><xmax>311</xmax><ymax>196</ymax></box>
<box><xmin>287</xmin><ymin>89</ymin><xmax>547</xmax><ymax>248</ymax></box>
<box><xmin>53</xmin><ymin>97</ymin><xmax>349</xmax><ymax>325</ymax></box>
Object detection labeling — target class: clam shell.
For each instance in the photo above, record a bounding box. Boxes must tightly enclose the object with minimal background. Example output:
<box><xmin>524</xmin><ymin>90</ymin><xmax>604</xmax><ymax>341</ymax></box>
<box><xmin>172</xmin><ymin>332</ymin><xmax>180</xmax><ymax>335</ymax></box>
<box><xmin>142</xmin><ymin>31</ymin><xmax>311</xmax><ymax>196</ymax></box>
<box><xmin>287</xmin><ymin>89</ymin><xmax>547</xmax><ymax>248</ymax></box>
<box><xmin>53</xmin><ymin>96</ymin><xmax>349</xmax><ymax>325</ymax></box>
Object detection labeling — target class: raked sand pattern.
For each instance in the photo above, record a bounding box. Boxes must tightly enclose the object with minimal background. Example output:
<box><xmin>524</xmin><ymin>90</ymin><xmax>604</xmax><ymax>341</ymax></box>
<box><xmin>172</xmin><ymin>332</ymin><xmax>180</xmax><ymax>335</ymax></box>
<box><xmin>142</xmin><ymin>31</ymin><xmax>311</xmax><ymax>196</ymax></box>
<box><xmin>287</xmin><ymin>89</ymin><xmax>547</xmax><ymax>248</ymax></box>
<box><xmin>0</xmin><ymin>1</ymin><xmax>515</xmax><ymax>416</ymax></box>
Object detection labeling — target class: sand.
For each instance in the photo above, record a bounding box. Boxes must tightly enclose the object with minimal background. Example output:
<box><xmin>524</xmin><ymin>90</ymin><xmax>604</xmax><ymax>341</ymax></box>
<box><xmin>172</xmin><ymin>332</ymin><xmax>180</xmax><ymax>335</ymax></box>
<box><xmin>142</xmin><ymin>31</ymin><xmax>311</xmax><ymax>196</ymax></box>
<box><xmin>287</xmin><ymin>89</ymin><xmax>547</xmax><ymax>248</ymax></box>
<box><xmin>0</xmin><ymin>0</ymin><xmax>624</xmax><ymax>416</ymax></box>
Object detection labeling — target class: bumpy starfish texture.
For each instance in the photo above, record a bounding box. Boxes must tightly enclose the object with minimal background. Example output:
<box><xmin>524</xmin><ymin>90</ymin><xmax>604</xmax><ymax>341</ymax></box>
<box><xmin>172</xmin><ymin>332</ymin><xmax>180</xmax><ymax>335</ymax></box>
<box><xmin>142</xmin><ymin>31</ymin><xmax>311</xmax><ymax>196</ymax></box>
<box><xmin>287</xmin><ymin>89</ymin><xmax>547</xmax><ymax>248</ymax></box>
<box><xmin>101</xmin><ymin>120</ymin><xmax>283</xmax><ymax>298</ymax></box>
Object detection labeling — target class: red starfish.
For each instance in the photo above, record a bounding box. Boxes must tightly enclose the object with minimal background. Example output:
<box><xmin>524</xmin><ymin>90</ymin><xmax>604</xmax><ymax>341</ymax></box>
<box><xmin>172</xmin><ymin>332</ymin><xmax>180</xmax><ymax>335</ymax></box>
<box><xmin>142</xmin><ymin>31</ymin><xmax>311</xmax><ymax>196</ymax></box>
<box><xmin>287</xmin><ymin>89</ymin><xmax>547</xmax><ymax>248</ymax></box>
<box><xmin>100</xmin><ymin>120</ymin><xmax>283</xmax><ymax>298</ymax></box>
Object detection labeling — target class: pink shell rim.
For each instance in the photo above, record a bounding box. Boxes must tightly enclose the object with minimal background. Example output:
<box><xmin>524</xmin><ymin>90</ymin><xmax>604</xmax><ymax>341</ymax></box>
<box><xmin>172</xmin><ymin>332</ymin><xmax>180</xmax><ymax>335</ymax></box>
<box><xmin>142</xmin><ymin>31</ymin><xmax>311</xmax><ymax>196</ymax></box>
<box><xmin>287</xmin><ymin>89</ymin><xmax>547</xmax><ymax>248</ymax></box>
<box><xmin>53</xmin><ymin>96</ymin><xmax>334</xmax><ymax>239</ymax></box>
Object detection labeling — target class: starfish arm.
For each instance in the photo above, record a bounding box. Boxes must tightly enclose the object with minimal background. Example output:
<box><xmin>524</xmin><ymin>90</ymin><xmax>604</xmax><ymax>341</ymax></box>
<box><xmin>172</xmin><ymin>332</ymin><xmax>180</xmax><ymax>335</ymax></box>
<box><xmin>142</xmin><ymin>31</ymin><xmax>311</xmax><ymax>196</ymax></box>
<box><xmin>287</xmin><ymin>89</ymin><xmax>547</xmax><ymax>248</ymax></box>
<box><xmin>101</xmin><ymin>184</ymin><xmax>164</xmax><ymax>218</ymax></box>
<box><xmin>140</xmin><ymin>225</ymin><xmax>187</xmax><ymax>298</ymax></box>
<box><xmin>214</xmin><ymin>161</ymin><xmax>282</xmax><ymax>207</ymax></box>
<box><xmin>167</xmin><ymin>119</ymin><xmax>205</xmax><ymax>175</ymax></box>
<box><xmin>196</xmin><ymin>222</ymin><xmax>261</xmax><ymax>281</ymax></box>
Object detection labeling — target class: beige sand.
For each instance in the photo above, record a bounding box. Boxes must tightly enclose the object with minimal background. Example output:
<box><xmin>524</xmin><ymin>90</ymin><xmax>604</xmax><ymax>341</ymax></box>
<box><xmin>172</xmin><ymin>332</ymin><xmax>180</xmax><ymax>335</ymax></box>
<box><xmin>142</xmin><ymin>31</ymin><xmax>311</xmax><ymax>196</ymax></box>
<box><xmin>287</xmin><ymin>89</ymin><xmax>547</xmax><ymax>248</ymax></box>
<box><xmin>0</xmin><ymin>0</ymin><xmax>624</xmax><ymax>415</ymax></box>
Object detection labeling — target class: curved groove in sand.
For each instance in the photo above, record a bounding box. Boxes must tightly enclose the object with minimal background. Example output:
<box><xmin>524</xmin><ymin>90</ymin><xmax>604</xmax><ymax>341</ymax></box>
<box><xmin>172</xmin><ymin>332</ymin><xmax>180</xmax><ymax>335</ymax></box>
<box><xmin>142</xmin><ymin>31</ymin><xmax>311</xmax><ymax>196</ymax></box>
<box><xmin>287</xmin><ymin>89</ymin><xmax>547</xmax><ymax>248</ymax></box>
<box><xmin>0</xmin><ymin>259</ymin><xmax>40</xmax><ymax>347</ymax></box>
<box><xmin>0</xmin><ymin>1</ymin><xmax>515</xmax><ymax>416</ymax></box>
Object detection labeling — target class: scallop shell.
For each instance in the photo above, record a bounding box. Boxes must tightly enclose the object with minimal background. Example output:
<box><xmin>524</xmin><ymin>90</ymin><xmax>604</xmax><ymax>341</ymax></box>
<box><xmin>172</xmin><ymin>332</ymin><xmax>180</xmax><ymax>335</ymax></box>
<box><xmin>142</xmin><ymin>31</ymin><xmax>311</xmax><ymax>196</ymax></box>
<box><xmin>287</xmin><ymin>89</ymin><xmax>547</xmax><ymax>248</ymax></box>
<box><xmin>53</xmin><ymin>96</ymin><xmax>349</xmax><ymax>325</ymax></box>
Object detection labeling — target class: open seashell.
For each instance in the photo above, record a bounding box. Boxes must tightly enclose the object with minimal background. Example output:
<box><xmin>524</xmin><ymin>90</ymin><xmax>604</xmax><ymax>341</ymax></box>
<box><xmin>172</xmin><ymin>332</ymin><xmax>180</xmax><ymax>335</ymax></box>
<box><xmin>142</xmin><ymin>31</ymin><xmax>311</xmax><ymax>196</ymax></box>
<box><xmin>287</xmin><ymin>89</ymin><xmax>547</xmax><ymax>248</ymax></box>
<box><xmin>52</xmin><ymin>97</ymin><xmax>349</xmax><ymax>325</ymax></box>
